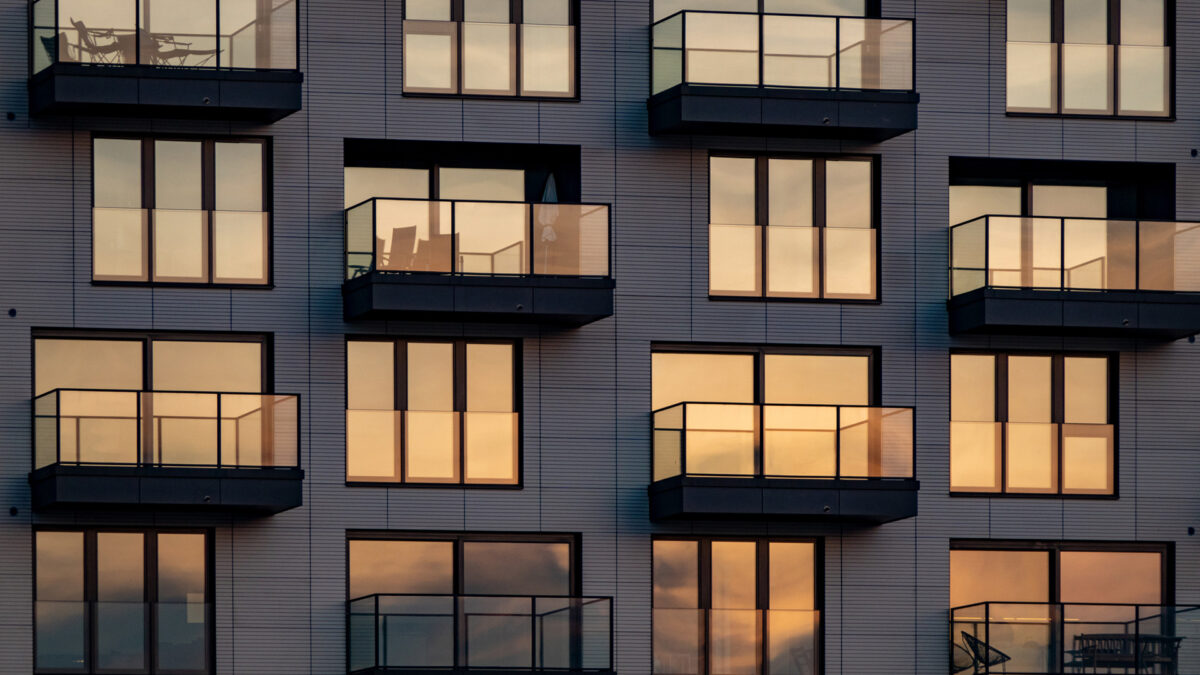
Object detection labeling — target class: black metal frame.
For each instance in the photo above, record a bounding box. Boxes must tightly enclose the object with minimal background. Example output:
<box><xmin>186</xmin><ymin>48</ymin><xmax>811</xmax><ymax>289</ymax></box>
<box><xmin>1003</xmin><ymin>0</ymin><xmax>1176</xmax><ymax>120</ymax></box>
<box><xmin>32</xmin><ymin>526</ymin><xmax>215</xmax><ymax>675</ymax></box>
<box><xmin>343</xmin><ymin>197</ymin><xmax>612</xmax><ymax>282</ymax></box>
<box><xmin>90</xmin><ymin>134</ymin><xmax>275</xmax><ymax>288</ymax></box>
<box><xmin>706</xmin><ymin>152</ymin><xmax>882</xmax><ymax>304</ymax></box>
<box><xmin>400</xmin><ymin>0</ymin><xmax>582</xmax><ymax>102</ymax></box>
<box><xmin>344</xmin><ymin>337</ymin><xmax>523</xmax><ymax>489</ymax></box>
<box><xmin>649</xmin><ymin>535</ymin><xmax>825</xmax><ymax>675</ymax></box>
<box><xmin>28</xmin><ymin>0</ymin><xmax>300</xmax><ymax>74</ymax></box>
<box><xmin>948</xmin><ymin>350</ymin><xmax>1118</xmax><ymax>499</ymax></box>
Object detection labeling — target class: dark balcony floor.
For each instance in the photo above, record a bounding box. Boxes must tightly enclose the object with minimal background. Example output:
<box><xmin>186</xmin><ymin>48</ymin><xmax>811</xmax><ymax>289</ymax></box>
<box><xmin>343</xmin><ymin>272</ymin><xmax>615</xmax><ymax>326</ymax></box>
<box><xmin>30</xmin><ymin>63</ymin><xmax>303</xmax><ymax>121</ymax></box>
<box><xmin>647</xmin><ymin>84</ymin><xmax>919</xmax><ymax>140</ymax></box>
<box><xmin>949</xmin><ymin>287</ymin><xmax>1200</xmax><ymax>340</ymax></box>
<box><xmin>30</xmin><ymin>464</ymin><xmax>304</xmax><ymax>514</ymax></box>
<box><xmin>648</xmin><ymin>475</ymin><xmax>919</xmax><ymax>524</ymax></box>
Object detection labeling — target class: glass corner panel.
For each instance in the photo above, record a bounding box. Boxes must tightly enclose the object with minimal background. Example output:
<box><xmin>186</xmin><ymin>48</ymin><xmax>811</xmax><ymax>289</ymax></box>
<box><xmin>652</xmin><ymin>14</ymin><xmax>684</xmax><ymax>94</ymax></box>
<box><xmin>838</xmin><ymin>18</ymin><xmax>913</xmax><ymax>91</ymax></box>
<box><xmin>951</xmin><ymin>217</ymin><xmax>987</xmax><ymax>296</ymax></box>
<box><xmin>1140</xmin><ymin>221</ymin><xmax>1200</xmax><ymax>292</ymax></box>
<box><xmin>533</xmin><ymin>204</ymin><xmax>609</xmax><ymax>276</ymax></box>
<box><xmin>346</xmin><ymin>200</ymin><xmax>377</xmax><ymax>279</ymax></box>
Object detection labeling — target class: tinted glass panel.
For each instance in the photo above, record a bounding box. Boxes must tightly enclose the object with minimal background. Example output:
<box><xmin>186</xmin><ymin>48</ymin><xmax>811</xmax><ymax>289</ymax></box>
<box><xmin>37</xmin><ymin>531</ymin><xmax>84</xmax><ymax>601</ymax></box>
<box><xmin>1060</xmin><ymin>551</ymin><xmax>1161</xmax><ymax>603</ymax></box>
<box><xmin>763</xmin><ymin>354</ymin><xmax>868</xmax><ymax>405</ymax></box>
<box><xmin>1008</xmin><ymin>0</ymin><xmax>1051</xmax><ymax>42</ymax></box>
<box><xmin>348</xmin><ymin>341</ymin><xmax>395</xmax><ymax>410</ymax></box>
<box><xmin>408</xmin><ymin>343</ymin><xmax>454</xmax><ymax>411</ymax></box>
<box><xmin>151</xmin><ymin>340</ymin><xmax>262</xmax><ymax>393</ymax></box>
<box><xmin>654</xmin><ymin>540</ymin><xmax>699</xmax><ymax>608</ymax></box>
<box><xmin>215</xmin><ymin>142</ymin><xmax>263</xmax><ymax>212</ymax></box>
<box><xmin>951</xmin><ymin>354</ymin><xmax>994</xmax><ymax>422</ymax></box>
<box><xmin>949</xmin><ymin>549</ymin><xmax>1050</xmax><ymax>607</ymax></box>
<box><xmin>155</xmin><ymin>141</ymin><xmax>203</xmax><ymax>210</ymax></box>
<box><xmin>1121</xmin><ymin>0</ymin><xmax>1164</xmax><ymax>45</ymax></box>
<box><xmin>463</xmin><ymin>542</ymin><xmax>570</xmax><ymax>595</ymax></box>
<box><xmin>348</xmin><ymin>540</ymin><xmax>454</xmax><ymax>598</ymax></box>
<box><xmin>407</xmin><ymin>0</ymin><xmax>451</xmax><ymax>20</ymax></box>
<box><xmin>1064</xmin><ymin>357</ymin><xmax>1107</xmax><ymax>424</ymax></box>
<box><xmin>34</xmin><ymin>338</ymin><xmax>144</xmax><ymax>396</ymax></box>
<box><xmin>948</xmin><ymin>185</ymin><xmax>1022</xmax><ymax>226</ymax></box>
<box><xmin>825</xmin><ymin>161</ymin><xmax>872</xmax><ymax>229</ymax></box>
<box><xmin>651</xmin><ymin>352</ymin><xmax>755</xmax><ymax>410</ymax></box>
<box><xmin>768</xmin><ymin>159</ymin><xmax>813</xmax><ymax>227</ymax></box>
<box><xmin>524</xmin><ymin>0</ymin><xmax>569</xmax><ymax>24</ymax></box>
<box><xmin>156</xmin><ymin>533</ymin><xmax>207</xmax><ymax>672</ymax></box>
<box><xmin>344</xmin><ymin>167</ymin><xmax>430</xmax><ymax>208</ymax></box>
<box><xmin>35</xmin><ymin>531</ymin><xmax>85</xmax><ymax>670</ymax></box>
<box><xmin>765</xmin><ymin>0</ymin><xmax>864</xmax><ymax>14</ymax></box>
<box><xmin>439</xmin><ymin>168</ymin><xmax>524</xmax><ymax>201</ymax></box>
<box><xmin>95</xmin><ymin>138</ymin><xmax>142</xmax><ymax>208</ymax></box>
<box><xmin>769</xmin><ymin>542</ymin><xmax>814</xmax><ymax>610</ymax></box>
<box><xmin>96</xmin><ymin>533</ymin><xmax>146</xmax><ymax>671</ymax></box>
<box><xmin>465</xmin><ymin>0</ymin><xmax>509</xmax><ymax>21</ymax></box>
<box><xmin>1032</xmin><ymin>185</ymin><xmax>1107</xmax><ymax>218</ymax></box>
<box><xmin>1008</xmin><ymin>356</ymin><xmax>1052</xmax><ymax>423</ymax></box>
<box><xmin>1064</xmin><ymin>0</ymin><xmax>1107</xmax><ymax>43</ymax></box>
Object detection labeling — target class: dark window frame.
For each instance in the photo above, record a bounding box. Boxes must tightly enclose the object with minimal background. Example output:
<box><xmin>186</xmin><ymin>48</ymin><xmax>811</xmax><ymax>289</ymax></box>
<box><xmin>707</xmin><ymin>152</ymin><xmax>882</xmax><ymax>304</ymax></box>
<box><xmin>32</xmin><ymin>526</ymin><xmax>215</xmax><ymax>675</ymax></box>
<box><xmin>949</xmin><ymin>349</ymin><xmax>1119</xmax><ymax>499</ymax></box>
<box><xmin>650</xmin><ymin>535</ymin><xmax>825</xmax><ymax>675</ymax></box>
<box><xmin>344</xmin><ymin>336</ymin><xmax>524</xmax><ymax>488</ymax></box>
<box><xmin>90</xmin><ymin>134</ymin><xmax>274</xmax><ymax>289</ymax></box>
<box><xmin>345</xmin><ymin>531</ymin><xmax>582</xmax><ymax>599</ymax></box>
<box><xmin>30</xmin><ymin>328</ymin><xmax>274</xmax><ymax>397</ymax></box>
<box><xmin>1004</xmin><ymin>0</ymin><xmax>1177</xmax><ymax>121</ymax></box>
<box><xmin>401</xmin><ymin>0</ymin><xmax>582</xmax><ymax>102</ymax></box>
<box><xmin>950</xmin><ymin>539</ymin><xmax>1174</xmax><ymax>606</ymax></box>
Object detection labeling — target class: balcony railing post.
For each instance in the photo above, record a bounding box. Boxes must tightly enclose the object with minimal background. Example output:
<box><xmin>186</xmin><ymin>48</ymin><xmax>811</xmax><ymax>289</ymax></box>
<box><xmin>451</xmin><ymin>201</ymin><xmax>458</xmax><ymax>273</ymax></box>
<box><xmin>834</xmin><ymin>406</ymin><xmax>842</xmax><ymax>479</ymax></box>
<box><xmin>56</xmin><ymin>389</ymin><xmax>62</xmax><ymax>465</ymax></box>
<box><xmin>681</xmin><ymin>404</ymin><xmax>688</xmax><ymax>476</ymax></box>
<box><xmin>134</xmin><ymin>0</ymin><xmax>140</xmax><ymax>65</ymax></box>
<box><xmin>1135</xmin><ymin>219</ymin><xmax>1142</xmax><ymax>290</ymax></box>
<box><xmin>984</xmin><ymin>216</ymin><xmax>991</xmax><ymax>287</ymax></box>
<box><xmin>570</xmin><ymin>597</ymin><xmax>583</xmax><ymax>671</ymax></box>
<box><xmin>983</xmin><ymin>603</ymin><xmax>990</xmax><ymax>674</ymax></box>
<box><xmin>755</xmin><ymin>403</ymin><xmax>763</xmax><ymax>477</ymax></box>
<box><xmin>530</xmin><ymin>597</ymin><xmax>539</xmax><ymax>669</ymax></box>
<box><xmin>1060</xmin><ymin>217</ymin><xmax>1066</xmax><ymax>290</ymax></box>
<box><xmin>216</xmin><ymin>393</ymin><xmax>223</xmax><ymax>468</ymax></box>
<box><xmin>529</xmin><ymin>203</ymin><xmax>535</xmax><ymax>276</ymax></box>
<box><xmin>835</xmin><ymin>17</ymin><xmax>841</xmax><ymax>90</ymax></box>
<box><xmin>371</xmin><ymin>199</ymin><xmax>379</xmax><ymax>273</ymax></box>
<box><xmin>757</xmin><ymin>13</ymin><xmax>764</xmax><ymax>87</ymax></box>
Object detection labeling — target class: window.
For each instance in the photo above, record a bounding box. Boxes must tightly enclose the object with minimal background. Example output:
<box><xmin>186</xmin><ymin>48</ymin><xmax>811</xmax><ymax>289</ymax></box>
<box><xmin>950</xmin><ymin>352</ymin><xmax>1114</xmax><ymax>495</ymax></box>
<box><xmin>949</xmin><ymin>181</ymin><xmax>1107</xmax><ymax>226</ymax></box>
<box><xmin>32</xmin><ymin>333</ymin><xmax>283</xmax><ymax>469</ymax></box>
<box><xmin>92</xmin><ymin>137</ymin><xmax>270</xmax><ymax>285</ymax></box>
<box><xmin>346</xmin><ymin>339</ymin><xmax>519</xmax><ymax>485</ymax></box>
<box><xmin>652</xmin><ymin>537</ymin><xmax>821</xmax><ymax>675</ymax></box>
<box><xmin>403</xmin><ymin>0</ymin><xmax>576</xmax><ymax>98</ymax></box>
<box><xmin>709</xmin><ymin>155</ymin><xmax>877</xmax><ymax>300</ymax></box>
<box><xmin>950</xmin><ymin>542</ymin><xmax>1167</xmax><ymax>673</ymax></box>
<box><xmin>1006</xmin><ymin>0</ymin><xmax>1171</xmax><ymax>117</ymax></box>
<box><xmin>35</xmin><ymin>528</ymin><xmax>211</xmax><ymax>674</ymax></box>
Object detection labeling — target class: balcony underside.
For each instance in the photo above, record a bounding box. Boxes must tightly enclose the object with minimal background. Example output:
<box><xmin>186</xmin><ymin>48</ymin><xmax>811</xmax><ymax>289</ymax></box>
<box><xmin>949</xmin><ymin>287</ymin><xmax>1200</xmax><ymax>340</ymax></box>
<box><xmin>30</xmin><ymin>63</ymin><xmax>303</xmax><ymax>121</ymax></box>
<box><xmin>648</xmin><ymin>84</ymin><xmax>919</xmax><ymax>140</ymax></box>
<box><xmin>343</xmin><ymin>272</ymin><xmax>615</xmax><ymax>326</ymax></box>
<box><xmin>648</xmin><ymin>475</ymin><xmax>919</xmax><ymax>524</ymax></box>
<box><xmin>30</xmin><ymin>464</ymin><xmax>304</xmax><ymax>514</ymax></box>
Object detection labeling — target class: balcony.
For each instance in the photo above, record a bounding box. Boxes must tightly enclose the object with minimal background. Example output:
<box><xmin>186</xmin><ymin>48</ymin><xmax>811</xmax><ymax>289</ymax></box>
<box><xmin>949</xmin><ymin>216</ymin><xmax>1200</xmax><ymax>339</ymax></box>
<box><xmin>348</xmin><ymin>594</ymin><xmax>614</xmax><ymax>674</ymax></box>
<box><xmin>649</xmin><ymin>402</ymin><xmax>917</xmax><ymax>523</ymax></box>
<box><xmin>29</xmin><ymin>0</ymin><xmax>302</xmax><ymax>120</ymax></box>
<box><xmin>951</xmin><ymin>602</ymin><xmax>1200</xmax><ymax>674</ymax></box>
<box><xmin>649</xmin><ymin>11</ymin><xmax>917</xmax><ymax>139</ymax></box>
<box><xmin>343</xmin><ymin>198</ymin><xmax>614</xmax><ymax>325</ymax></box>
<box><xmin>31</xmin><ymin>389</ymin><xmax>303</xmax><ymax>513</ymax></box>
<box><xmin>36</xmin><ymin>600</ymin><xmax>211</xmax><ymax>674</ymax></box>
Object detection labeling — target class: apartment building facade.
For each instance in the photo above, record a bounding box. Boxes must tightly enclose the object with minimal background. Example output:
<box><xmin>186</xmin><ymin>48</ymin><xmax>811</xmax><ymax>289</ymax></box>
<box><xmin>0</xmin><ymin>0</ymin><xmax>1198</xmax><ymax>674</ymax></box>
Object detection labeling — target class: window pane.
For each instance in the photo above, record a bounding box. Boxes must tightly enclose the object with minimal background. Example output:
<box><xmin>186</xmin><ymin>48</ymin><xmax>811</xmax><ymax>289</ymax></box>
<box><xmin>462</xmin><ymin>22</ymin><xmax>516</xmax><ymax>94</ymax></box>
<box><xmin>1062</xmin><ymin>44</ymin><xmax>1112</xmax><ymax>114</ymax></box>
<box><xmin>463</xmin><ymin>542</ymin><xmax>570</xmax><ymax>595</ymax></box>
<box><xmin>1007</xmin><ymin>42</ymin><xmax>1057</xmax><ymax>111</ymax></box>
<box><xmin>155</xmin><ymin>141</ymin><xmax>202</xmax><ymax>209</ymax></box>
<box><xmin>407</xmin><ymin>0</ymin><xmax>450</xmax><ymax>20</ymax></box>
<box><xmin>710</xmin><ymin>542</ymin><xmax>759</xmax><ymax>675</ymax></box>
<box><xmin>215</xmin><ymin>142</ymin><xmax>263</xmax><ymax>212</ymax></box>
<box><xmin>711</xmin><ymin>157</ymin><xmax>756</xmax><ymax>226</ymax></box>
<box><xmin>521</xmin><ymin>24</ymin><xmax>574</xmax><ymax>96</ymax></box>
<box><xmin>94</xmin><ymin>208</ymin><xmax>148</xmax><ymax>280</ymax></box>
<box><xmin>711</xmin><ymin>541</ymin><xmax>756</xmax><ymax>609</ymax></box>
<box><xmin>94</xmin><ymin>138</ymin><xmax>142</xmax><ymax>208</ymax></box>
<box><xmin>212</xmin><ymin>211</ymin><xmax>268</xmax><ymax>283</ymax></box>
<box><xmin>404</xmin><ymin>22</ymin><xmax>458</xmax><ymax>92</ymax></box>
<box><xmin>465</xmin><ymin>0</ymin><xmax>509</xmax><ymax>22</ymax></box>
<box><xmin>97</xmin><ymin>533</ymin><xmax>145</xmax><ymax>672</ymax></box>
<box><xmin>1008</xmin><ymin>356</ymin><xmax>1052</xmax><ymax>423</ymax></box>
<box><xmin>153</xmin><ymin>209</ymin><xmax>208</xmax><ymax>282</ymax></box>
<box><xmin>710</xmin><ymin>157</ymin><xmax>758</xmax><ymax>295</ymax></box>
<box><xmin>349</xmin><ymin>341</ymin><xmax>394</xmax><ymax>410</ymax></box>
<box><xmin>36</xmin><ymin>531</ymin><xmax>86</xmax><ymax>671</ymax></box>
<box><xmin>951</xmin><ymin>354</ymin><xmax>998</xmax><ymax>492</ymax></box>
<box><xmin>1119</xmin><ymin>45</ymin><xmax>1170</xmax><ymax>116</ymax></box>
<box><xmin>1121</xmin><ymin>0</ymin><xmax>1164</xmax><ymax>46</ymax></box>
<box><xmin>825</xmin><ymin>161</ymin><xmax>872</xmax><ymax>229</ymax></box>
<box><xmin>439</xmin><ymin>168</ymin><xmax>525</xmax><ymax>201</ymax></box>
<box><xmin>654</xmin><ymin>0</ymin><xmax>756</xmax><ymax>22</ymax></box>
<box><xmin>1006</xmin><ymin>422</ymin><xmax>1057</xmax><ymax>491</ymax></box>
<box><xmin>140</xmin><ymin>0</ymin><xmax>217</xmax><ymax>67</ymax></box>
<box><xmin>769</xmin><ymin>542</ymin><xmax>814</xmax><ymax>610</ymax></box>
<box><xmin>686</xmin><ymin>13</ymin><xmax>759</xmax><ymax>85</ymax></box>
<box><xmin>1064</xmin><ymin>0</ymin><xmax>1107</xmax><ymax>43</ymax></box>
<box><xmin>654</xmin><ymin>540</ymin><xmax>698</xmax><ymax>609</ymax></box>
<box><xmin>764</xmin><ymin>354</ymin><xmax>868</xmax><ymax>405</ymax></box>
<box><xmin>1031</xmin><ymin>185</ymin><xmax>1107</xmax><ymax>218</ymax></box>
<box><xmin>152</xmin><ymin>340</ymin><xmax>262</xmax><ymax>393</ymax></box>
<box><xmin>407</xmin><ymin>343</ymin><xmax>456</xmax><ymax>482</ymax></box>
<box><xmin>35</xmin><ymin>338</ymin><xmax>144</xmax><ymax>396</ymax></box>
<box><xmin>824</xmin><ymin>227</ymin><xmax>875</xmax><ymax>298</ymax></box>
<box><xmin>408</xmin><ymin>343</ymin><xmax>453</xmax><ymax>411</ymax></box>
<box><xmin>948</xmin><ymin>185</ymin><xmax>1022</xmax><ymax>226</ymax></box>
<box><xmin>465</xmin><ymin>344</ymin><xmax>516</xmax><ymax>483</ymax></box>
<box><xmin>765</xmin><ymin>0</ymin><xmax>864</xmax><ymax>14</ymax></box>
<box><xmin>1064</xmin><ymin>357</ymin><xmax>1107</xmax><ymax>424</ymax></box>
<box><xmin>651</xmin><ymin>352</ymin><xmax>754</xmax><ymax>410</ymax></box>
<box><xmin>525</xmin><ymin>0</ymin><xmax>568</xmax><ymax>23</ymax></box>
<box><xmin>344</xmin><ymin>167</ymin><xmax>430</xmax><ymax>209</ymax></box>
<box><xmin>1060</xmin><ymin>551</ymin><xmax>1161</xmax><ymax>604</ymax></box>
<box><xmin>1008</xmin><ymin>0</ymin><xmax>1051</xmax><ymax>42</ymax></box>
<box><xmin>768</xmin><ymin>160</ymin><xmax>813</xmax><ymax>227</ymax></box>
<box><xmin>766</xmin><ymin>224</ymin><xmax>817</xmax><ymax>297</ymax></box>
<box><xmin>348</xmin><ymin>540</ymin><xmax>453</xmax><ymax>598</ymax></box>
<box><xmin>58</xmin><ymin>0</ymin><xmax>138</xmax><ymax>64</ymax></box>
<box><xmin>1062</xmin><ymin>425</ymin><xmax>1113</xmax><ymax>493</ymax></box>
<box><xmin>156</xmin><ymin>533</ymin><xmax>207</xmax><ymax>673</ymax></box>
<box><xmin>949</xmin><ymin>549</ymin><xmax>1050</xmax><ymax>607</ymax></box>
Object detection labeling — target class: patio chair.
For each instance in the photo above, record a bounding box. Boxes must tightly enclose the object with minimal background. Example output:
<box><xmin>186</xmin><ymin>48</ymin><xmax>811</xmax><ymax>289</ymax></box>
<box><xmin>961</xmin><ymin>631</ymin><xmax>1011</xmax><ymax>673</ymax></box>
<box><xmin>69</xmin><ymin>18</ymin><xmax>134</xmax><ymax>64</ymax></box>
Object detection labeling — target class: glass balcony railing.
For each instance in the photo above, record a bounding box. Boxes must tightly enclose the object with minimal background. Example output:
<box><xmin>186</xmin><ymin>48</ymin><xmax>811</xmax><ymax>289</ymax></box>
<box><xmin>651</xmin><ymin>11</ymin><xmax>914</xmax><ymax>96</ymax></box>
<box><xmin>950</xmin><ymin>215</ymin><xmax>1200</xmax><ymax>297</ymax></box>
<box><xmin>652</xmin><ymin>402</ymin><xmax>914</xmax><ymax>483</ymax></box>
<box><xmin>951</xmin><ymin>602</ymin><xmax>1200</xmax><ymax>675</ymax></box>
<box><xmin>33</xmin><ymin>388</ymin><xmax>300</xmax><ymax>470</ymax></box>
<box><xmin>653</xmin><ymin>608</ymin><xmax>821</xmax><ymax>675</ymax></box>
<box><xmin>348</xmin><ymin>594</ymin><xmax>614</xmax><ymax>673</ymax></box>
<box><xmin>345</xmin><ymin>198</ymin><xmax>611</xmax><ymax>280</ymax></box>
<box><xmin>36</xmin><ymin>600</ymin><xmax>210</xmax><ymax>673</ymax></box>
<box><xmin>31</xmin><ymin>0</ymin><xmax>298</xmax><ymax>74</ymax></box>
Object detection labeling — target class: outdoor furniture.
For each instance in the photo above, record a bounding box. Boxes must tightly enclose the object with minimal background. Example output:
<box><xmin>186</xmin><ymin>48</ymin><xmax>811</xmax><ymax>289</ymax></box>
<box><xmin>962</xmin><ymin>631</ymin><xmax>1011</xmax><ymax>673</ymax></box>
<box><xmin>1066</xmin><ymin>633</ymin><xmax>1183</xmax><ymax>674</ymax></box>
<box><xmin>379</xmin><ymin>227</ymin><xmax>416</xmax><ymax>271</ymax></box>
<box><xmin>69</xmin><ymin>18</ymin><xmax>135</xmax><ymax>63</ymax></box>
